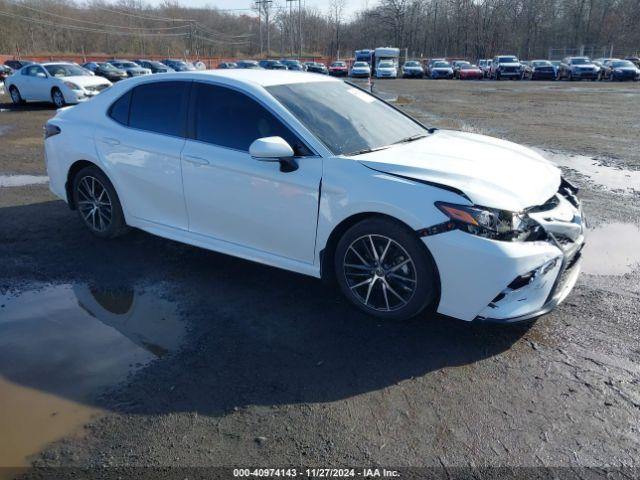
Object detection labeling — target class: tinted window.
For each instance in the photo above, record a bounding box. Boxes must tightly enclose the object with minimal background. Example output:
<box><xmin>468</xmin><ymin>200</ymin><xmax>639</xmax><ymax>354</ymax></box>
<box><xmin>108</xmin><ymin>90</ymin><xmax>131</xmax><ymax>125</ymax></box>
<box><xmin>129</xmin><ymin>81</ymin><xmax>189</xmax><ymax>136</ymax></box>
<box><xmin>190</xmin><ymin>83</ymin><xmax>310</xmax><ymax>155</ymax></box>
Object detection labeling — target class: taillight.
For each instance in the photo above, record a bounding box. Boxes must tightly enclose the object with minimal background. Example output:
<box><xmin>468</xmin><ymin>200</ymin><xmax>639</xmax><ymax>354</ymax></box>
<box><xmin>44</xmin><ymin>122</ymin><xmax>61</xmax><ymax>139</ymax></box>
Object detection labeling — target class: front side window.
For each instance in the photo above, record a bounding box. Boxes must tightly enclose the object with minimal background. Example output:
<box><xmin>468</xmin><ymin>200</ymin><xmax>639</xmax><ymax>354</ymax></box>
<box><xmin>190</xmin><ymin>83</ymin><xmax>310</xmax><ymax>156</ymax></box>
<box><xmin>267</xmin><ymin>81</ymin><xmax>427</xmax><ymax>156</ymax></box>
<box><xmin>24</xmin><ymin>65</ymin><xmax>45</xmax><ymax>77</ymax></box>
<box><xmin>126</xmin><ymin>81</ymin><xmax>189</xmax><ymax>136</ymax></box>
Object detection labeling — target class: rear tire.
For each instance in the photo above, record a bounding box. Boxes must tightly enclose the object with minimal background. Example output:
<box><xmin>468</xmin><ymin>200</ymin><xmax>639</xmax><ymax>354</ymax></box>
<box><xmin>334</xmin><ymin>217</ymin><xmax>438</xmax><ymax>320</ymax></box>
<box><xmin>72</xmin><ymin>166</ymin><xmax>129</xmax><ymax>239</ymax></box>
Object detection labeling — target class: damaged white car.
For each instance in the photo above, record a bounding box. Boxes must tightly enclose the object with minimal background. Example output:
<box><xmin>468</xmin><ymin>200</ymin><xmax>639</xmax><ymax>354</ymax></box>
<box><xmin>43</xmin><ymin>71</ymin><xmax>584</xmax><ymax>322</ymax></box>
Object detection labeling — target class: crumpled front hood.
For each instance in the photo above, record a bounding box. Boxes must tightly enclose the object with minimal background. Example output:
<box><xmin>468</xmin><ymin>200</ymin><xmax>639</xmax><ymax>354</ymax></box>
<box><xmin>355</xmin><ymin>130</ymin><xmax>561</xmax><ymax>211</ymax></box>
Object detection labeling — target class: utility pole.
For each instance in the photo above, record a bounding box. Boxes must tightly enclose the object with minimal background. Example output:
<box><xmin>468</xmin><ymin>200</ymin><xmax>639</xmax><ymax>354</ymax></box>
<box><xmin>256</xmin><ymin>0</ymin><xmax>272</xmax><ymax>57</ymax></box>
<box><xmin>298</xmin><ymin>0</ymin><xmax>302</xmax><ymax>59</ymax></box>
<box><xmin>286</xmin><ymin>0</ymin><xmax>295</xmax><ymax>57</ymax></box>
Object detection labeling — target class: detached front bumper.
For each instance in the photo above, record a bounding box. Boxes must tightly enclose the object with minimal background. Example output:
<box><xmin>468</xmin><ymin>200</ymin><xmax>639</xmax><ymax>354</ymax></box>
<box><xmin>424</xmin><ymin>184</ymin><xmax>585</xmax><ymax>323</ymax></box>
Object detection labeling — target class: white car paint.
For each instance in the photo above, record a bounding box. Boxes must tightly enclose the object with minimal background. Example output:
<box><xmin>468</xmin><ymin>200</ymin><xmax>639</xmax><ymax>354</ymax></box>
<box><xmin>376</xmin><ymin>61</ymin><xmax>398</xmax><ymax>78</ymax></box>
<box><xmin>350</xmin><ymin>62</ymin><xmax>371</xmax><ymax>77</ymax></box>
<box><xmin>5</xmin><ymin>63</ymin><xmax>111</xmax><ymax>106</ymax></box>
<box><xmin>44</xmin><ymin>70</ymin><xmax>584</xmax><ymax>323</ymax></box>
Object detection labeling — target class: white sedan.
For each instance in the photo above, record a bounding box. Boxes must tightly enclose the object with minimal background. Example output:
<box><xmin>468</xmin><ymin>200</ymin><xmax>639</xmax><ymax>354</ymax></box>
<box><xmin>6</xmin><ymin>62</ymin><xmax>112</xmax><ymax>107</ymax></box>
<box><xmin>43</xmin><ymin>70</ymin><xmax>584</xmax><ymax>322</ymax></box>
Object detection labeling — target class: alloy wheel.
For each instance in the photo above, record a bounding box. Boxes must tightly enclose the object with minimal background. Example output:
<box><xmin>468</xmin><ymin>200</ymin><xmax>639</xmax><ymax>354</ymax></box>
<box><xmin>77</xmin><ymin>176</ymin><xmax>113</xmax><ymax>233</ymax></box>
<box><xmin>343</xmin><ymin>234</ymin><xmax>417</xmax><ymax>312</ymax></box>
<box><xmin>10</xmin><ymin>87</ymin><xmax>20</xmax><ymax>104</ymax></box>
<box><xmin>52</xmin><ymin>90</ymin><xmax>65</xmax><ymax>108</ymax></box>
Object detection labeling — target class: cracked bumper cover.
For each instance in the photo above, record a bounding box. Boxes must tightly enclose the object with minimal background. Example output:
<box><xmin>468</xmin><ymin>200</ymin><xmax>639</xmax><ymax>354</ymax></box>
<box><xmin>423</xmin><ymin>189</ymin><xmax>585</xmax><ymax>323</ymax></box>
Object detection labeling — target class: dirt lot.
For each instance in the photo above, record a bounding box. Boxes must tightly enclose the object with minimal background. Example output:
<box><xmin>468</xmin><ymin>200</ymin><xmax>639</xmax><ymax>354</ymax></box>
<box><xmin>1</xmin><ymin>79</ymin><xmax>639</xmax><ymax>478</ymax></box>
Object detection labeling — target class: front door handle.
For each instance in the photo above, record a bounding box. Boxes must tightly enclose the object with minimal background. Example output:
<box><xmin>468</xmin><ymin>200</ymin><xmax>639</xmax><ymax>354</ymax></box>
<box><xmin>183</xmin><ymin>155</ymin><xmax>209</xmax><ymax>166</ymax></box>
<box><xmin>100</xmin><ymin>137</ymin><xmax>120</xmax><ymax>146</ymax></box>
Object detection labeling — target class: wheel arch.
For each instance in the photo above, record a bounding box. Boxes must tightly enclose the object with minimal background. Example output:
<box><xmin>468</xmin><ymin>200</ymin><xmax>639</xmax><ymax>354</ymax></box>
<box><xmin>319</xmin><ymin>212</ymin><xmax>441</xmax><ymax>301</ymax></box>
<box><xmin>65</xmin><ymin>159</ymin><xmax>107</xmax><ymax>209</ymax></box>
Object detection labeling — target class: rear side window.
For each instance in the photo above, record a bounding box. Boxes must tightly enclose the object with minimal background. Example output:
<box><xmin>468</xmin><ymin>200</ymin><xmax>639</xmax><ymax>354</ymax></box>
<box><xmin>128</xmin><ymin>81</ymin><xmax>190</xmax><ymax>136</ymax></box>
<box><xmin>108</xmin><ymin>90</ymin><xmax>131</xmax><ymax>125</ymax></box>
<box><xmin>190</xmin><ymin>83</ymin><xmax>310</xmax><ymax>155</ymax></box>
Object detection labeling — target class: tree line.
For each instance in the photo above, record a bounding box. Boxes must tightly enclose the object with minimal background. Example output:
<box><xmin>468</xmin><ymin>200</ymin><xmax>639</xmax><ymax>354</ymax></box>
<box><xmin>1</xmin><ymin>0</ymin><xmax>638</xmax><ymax>60</ymax></box>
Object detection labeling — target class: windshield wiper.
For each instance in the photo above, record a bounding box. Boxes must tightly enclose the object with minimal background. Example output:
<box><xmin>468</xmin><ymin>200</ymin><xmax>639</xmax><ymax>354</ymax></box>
<box><xmin>348</xmin><ymin>145</ymin><xmax>392</xmax><ymax>156</ymax></box>
<box><xmin>391</xmin><ymin>133</ymin><xmax>429</xmax><ymax>145</ymax></box>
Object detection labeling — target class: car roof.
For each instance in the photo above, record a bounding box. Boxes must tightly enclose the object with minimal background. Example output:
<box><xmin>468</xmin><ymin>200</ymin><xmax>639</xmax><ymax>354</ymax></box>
<box><xmin>153</xmin><ymin>69</ymin><xmax>339</xmax><ymax>87</ymax></box>
<box><xmin>41</xmin><ymin>62</ymin><xmax>75</xmax><ymax>66</ymax></box>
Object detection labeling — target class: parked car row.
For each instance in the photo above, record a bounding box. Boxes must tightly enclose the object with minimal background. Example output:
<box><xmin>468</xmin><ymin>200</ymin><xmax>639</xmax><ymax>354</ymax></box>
<box><xmin>215</xmin><ymin>58</ymin><xmax>331</xmax><ymax>75</ymax></box>
<box><xmin>364</xmin><ymin>55</ymin><xmax>640</xmax><ymax>81</ymax></box>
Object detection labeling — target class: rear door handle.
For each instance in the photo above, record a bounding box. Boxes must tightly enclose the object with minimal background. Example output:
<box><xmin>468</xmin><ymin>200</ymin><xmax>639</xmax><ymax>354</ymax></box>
<box><xmin>183</xmin><ymin>155</ymin><xmax>209</xmax><ymax>166</ymax></box>
<box><xmin>100</xmin><ymin>137</ymin><xmax>120</xmax><ymax>146</ymax></box>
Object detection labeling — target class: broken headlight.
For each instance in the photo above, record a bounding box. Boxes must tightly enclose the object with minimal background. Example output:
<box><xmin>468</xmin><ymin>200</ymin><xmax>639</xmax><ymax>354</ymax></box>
<box><xmin>435</xmin><ymin>202</ymin><xmax>540</xmax><ymax>241</ymax></box>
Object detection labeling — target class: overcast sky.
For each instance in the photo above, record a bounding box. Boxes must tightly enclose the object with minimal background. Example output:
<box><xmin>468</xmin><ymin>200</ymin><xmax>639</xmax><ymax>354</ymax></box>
<box><xmin>143</xmin><ymin>0</ymin><xmax>374</xmax><ymax>18</ymax></box>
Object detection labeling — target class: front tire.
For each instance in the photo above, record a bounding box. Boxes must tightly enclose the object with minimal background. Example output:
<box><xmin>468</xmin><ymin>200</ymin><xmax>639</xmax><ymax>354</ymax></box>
<box><xmin>51</xmin><ymin>88</ymin><xmax>66</xmax><ymax>108</ymax></box>
<box><xmin>72</xmin><ymin>166</ymin><xmax>128</xmax><ymax>238</ymax></box>
<box><xmin>334</xmin><ymin>217</ymin><xmax>438</xmax><ymax>320</ymax></box>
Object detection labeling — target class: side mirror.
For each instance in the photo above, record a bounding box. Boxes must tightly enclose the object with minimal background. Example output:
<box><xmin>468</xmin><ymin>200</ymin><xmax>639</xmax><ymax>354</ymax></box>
<box><xmin>36</xmin><ymin>72</ymin><xmax>46</xmax><ymax>78</ymax></box>
<box><xmin>249</xmin><ymin>136</ymin><xmax>298</xmax><ymax>172</ymax></box>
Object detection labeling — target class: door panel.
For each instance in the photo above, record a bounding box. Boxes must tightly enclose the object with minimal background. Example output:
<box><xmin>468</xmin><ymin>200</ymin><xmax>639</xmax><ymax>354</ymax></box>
<box><xmin>95</xmin><ymin>125</ymin><xmax>188</xmax><ymax>229</ymax></box>
<box><xmin>93</xmin><ymin>80</ymin><xmax>191</xmax><ymax>230</ymax></box>
<box><xmin>181</xmin><ymin>141</ymin><xmax>321</xmax><ymax>264</ymax></box>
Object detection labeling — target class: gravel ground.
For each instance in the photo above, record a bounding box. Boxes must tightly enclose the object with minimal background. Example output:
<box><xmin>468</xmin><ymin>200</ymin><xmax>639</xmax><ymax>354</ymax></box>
<box><xmin>0</xmin><ymin>80</ymin><xmax>639</xmax><ymax>478</ymax></box>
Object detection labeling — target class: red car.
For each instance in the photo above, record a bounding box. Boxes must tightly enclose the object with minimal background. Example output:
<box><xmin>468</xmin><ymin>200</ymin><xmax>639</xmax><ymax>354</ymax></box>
<box><xmin>328</xmin><ymin>61</ymin><xmax>348</xmax><ymax>77</ymax></box>
<box><xmin>458</xmin><ymin>64</ymin><xmax>484</xmax><ymax>80</ymax></box>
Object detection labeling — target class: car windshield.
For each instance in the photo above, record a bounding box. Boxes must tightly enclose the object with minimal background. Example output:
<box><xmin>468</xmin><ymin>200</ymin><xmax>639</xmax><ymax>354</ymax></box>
<box><xmin>460</xmin><ymin>65</ymin><xmax>476</xmax><ymax>70</ymax></box>
<box><xmin>118</xmin><ymin>62</ymin><xmax>139</xmax><ymax>68</ymax></box>
<box><xmin>332</xmin><ymin>62</ymin><xmax>345</xmax><ymax>67</ymax></box>
<box><xmin>405</xmin><ymin>62</ymin><xmax>420</xmax><ymax>67</ymax></box>
<box><xmin>433</xmin><ymin>62</ymin><xmax>450</xmax><ymax>68</ymax></box>
<box><xmin>532</xmin><ymin>61</ymin><xmax>551</xmax><ymax>66</ymax></box>
<box><xmin>267</xmin><ymin>81</ymin><xmax>426</xmax><ymax>156</ymax></box>
<box><xmin>612</xmin><ymin>60</ymin><xmax>634</xmax><ymax>68</ymax></box>
<box><xmin>148</xmin><ymin>61</ymin><xmax>166</xmax><ymax>68</ymax></box>
<box><xmin>379</xmin><ymin>61</ymin><xmax>393</xmax><ymax>67</ymax></box>
<box><xmin>498</xmin><ymin>57</ymin><xmax>518</xmax><ymax>63</ymax></box>
<box><xmin>98</xmin><ymin>62</ymin><xmax>118</xmax><ymax>70</ymax></box>
<box><xmin>353</xmin><ymin>62</ymin><xmax>368</xmax><ymax>67</ymax></box>
<box><xmin>570</xmin><ymin>58</ymin><xmax>590</xmax><ymax>65</ymax></box>
<box><xmin>45</xmin><ymin>64</ymin><xmax>91</xmax><ymax>77</ymax></box>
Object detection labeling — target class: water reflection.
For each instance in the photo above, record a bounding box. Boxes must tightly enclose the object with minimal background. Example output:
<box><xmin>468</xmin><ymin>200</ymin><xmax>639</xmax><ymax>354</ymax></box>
<box><xmin>0</xmin><ymin>283</ymin><xmax>184</xmax><ymax>467</ymax></box>
<box><xmin>582</xmin><ymin>223</ymin><xmax>640</xmax><ymax>275</ymax></box>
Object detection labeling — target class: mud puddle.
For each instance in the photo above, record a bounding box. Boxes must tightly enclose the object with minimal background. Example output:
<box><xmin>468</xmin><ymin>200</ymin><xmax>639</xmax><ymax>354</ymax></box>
<box><xmin>537</xmin><ymin>149</ymin><xmax>640</xmax><ymax>194</ymax></box>
<box><xmin>582</xmin><ymin>222</ymin><xmax>640</xmax><ymax>275</ymax></box>
<box><xmin>0</xmin><ymin>283</ymin><xmax>184</xmax><ymax>467</ymax></box>
<box><xmin>0</xmin><ymin>175</ymin><xmax>49</xmax><ymax>187</ymax></box>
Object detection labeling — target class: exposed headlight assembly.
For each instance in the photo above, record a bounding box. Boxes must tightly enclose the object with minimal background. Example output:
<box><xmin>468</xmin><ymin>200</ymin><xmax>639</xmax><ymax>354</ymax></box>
<box><xmin>435</xmin><ymin>202</ymin><xmax>541</xmax><ymax>241</ymax></box>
